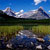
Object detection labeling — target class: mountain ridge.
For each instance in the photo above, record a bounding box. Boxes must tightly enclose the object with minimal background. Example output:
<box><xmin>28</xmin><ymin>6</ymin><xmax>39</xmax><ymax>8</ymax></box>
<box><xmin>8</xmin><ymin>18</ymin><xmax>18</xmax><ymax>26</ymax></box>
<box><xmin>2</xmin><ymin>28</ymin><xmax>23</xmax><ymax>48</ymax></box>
<box><xmin>0</xmin><ymin>7</ymin><xmax>50</xmax><ymax>20</ymax></box>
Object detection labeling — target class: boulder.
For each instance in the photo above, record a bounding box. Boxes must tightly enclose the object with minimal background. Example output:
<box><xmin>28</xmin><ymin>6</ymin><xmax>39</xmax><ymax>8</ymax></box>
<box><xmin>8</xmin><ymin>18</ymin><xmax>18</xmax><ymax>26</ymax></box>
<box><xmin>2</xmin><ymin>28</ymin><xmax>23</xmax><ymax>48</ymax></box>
<box><xmin>18</xmin><ymin>45</ymin><xmax>23</xmax><ymax>47</ymax></box>
<box><xmin>44</xmin><ymin>35</ymin><xmax>50</xmax><ymax>42</ymax></box>
<box><xmin>31</xmin><ymin>42</ymin><xmax>34</xmax><ymax>46</ymax></box>
<box><xmin>37</xmin><ymin>38</ymin><xmax>45</xmax><ymax>42</ymax></box>
<box><xmin>36</xmin><ymin>45</ymin><xmax>42</xmax><ymax>50</ymax></box>
<box><xmin>47</xmin><ymin>45</ymin><xmax>50</xmax><ymax>50</ymax></box>
<box><xmin>6</xmin><ymin>43</ymin><xmax>12</xmax><ymax>49</ymax></box>
<box><xmin>18</xmin><ymin>30</ymin><xmax>37</xmax><ymax>38</ymax></box>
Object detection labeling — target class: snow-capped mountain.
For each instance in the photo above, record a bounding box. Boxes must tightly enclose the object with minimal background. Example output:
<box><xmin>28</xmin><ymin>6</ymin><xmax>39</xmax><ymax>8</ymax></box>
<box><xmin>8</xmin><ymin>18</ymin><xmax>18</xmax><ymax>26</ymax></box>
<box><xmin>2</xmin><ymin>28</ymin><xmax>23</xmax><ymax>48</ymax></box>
<box><xmin>15</xmin><ymin>10</ymin><xmax>24</xmax><ymax>18</ymax></box>
<box><xmin>3</xmin><ymin>7</ymin><xmax>16</xmax><ymax>17</ymax></box>
<box><xmin>3</xmin><ymin>7</ymin><xmax>24</xmax><ymax>18</ymax></box>
<box><xmin>20</xmin><ymin>9</ymin><xmax>38</xmax><ymax>18</ymax></box>
<box><xmin>34</xmin><ymin>7</ymin><xmax>49</xmax><ymax>20</ymax></box>
<box><xmin>2</xmin><ymin>7</ymin><xmax>49</xmax><ymax>20</ymax></box>
<box><xmin>20</xmin><ymin>7</ymin><xmax>49</xmax><ymax>20</ymax></box>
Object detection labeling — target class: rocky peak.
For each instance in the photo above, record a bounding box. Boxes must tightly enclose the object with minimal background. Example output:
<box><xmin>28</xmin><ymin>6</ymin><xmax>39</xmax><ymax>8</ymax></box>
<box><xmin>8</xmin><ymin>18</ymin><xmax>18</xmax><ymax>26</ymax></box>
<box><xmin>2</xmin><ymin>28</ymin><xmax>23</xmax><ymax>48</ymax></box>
<box><xmin>38</xmin><ymin>7</ymin><xmax>44</xmax><ymax>11</ymax></box>
<box><xmin>3</xmin><ymin>7</ymin><xmax>12</xmax><ymax>12</ymax></box>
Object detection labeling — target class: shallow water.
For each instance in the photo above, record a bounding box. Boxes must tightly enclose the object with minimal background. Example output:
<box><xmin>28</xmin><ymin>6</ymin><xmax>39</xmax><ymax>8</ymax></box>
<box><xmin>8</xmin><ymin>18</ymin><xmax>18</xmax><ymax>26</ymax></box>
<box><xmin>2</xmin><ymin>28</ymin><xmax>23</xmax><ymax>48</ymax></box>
<box><xmin>0</xmin><ymin>35</ymin><xmax>50</xmax><ymax>50</ymax></box>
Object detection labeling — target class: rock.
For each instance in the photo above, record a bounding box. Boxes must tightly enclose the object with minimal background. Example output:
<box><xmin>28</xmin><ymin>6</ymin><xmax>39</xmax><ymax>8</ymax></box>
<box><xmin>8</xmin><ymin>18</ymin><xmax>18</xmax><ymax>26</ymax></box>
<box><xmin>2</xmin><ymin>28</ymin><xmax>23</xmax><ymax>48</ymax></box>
<box><xmin>43</xmin><ymin>35</ymin><xmax>50</xmax><ymax>46</ymax></box>
<box><xmin>31</xmin><ymin>42</ymin><xmax>34</xmax><ymax>46</ymax></box>
<box><xmin>48</xmin><ymin>40</ymin><xmax>50</xmax><ymax>42</ymax></box>
<box><xmin>36</xmin><ymin>45</ymin><xmax>42</xmax><ymax>50</ymax></box>
<box><xmin>18</xmin><ymin>45</ymin><xmax>23</xmax><ymax>47</ymax></box>
<box><xmin>18</xmin><ymin>30</ymin><xmax>37</xmax><ymax>38</ymax></box>
<box><xmin>44</xmin><ymin>35</ymin><xmax>50</xmax><ymax>42</ymax></box>
<box><xmin>6</xmin><ymin>43</ymin><xmax>12</xmax><ymax>49</ymax></box>
<box><xmin>37</xmin><ymin>38</ymin><xmax>45</xmax><ymax>42</ymax></box>
<box><xmin>47</xmin><ymin>45</ymin><xmax>50</xmax><ymax>50</ymax></box>
<box><xmin>0</xmin><ymin>40</ymin><xmax>6</xmax><ymax>48</ymax></box>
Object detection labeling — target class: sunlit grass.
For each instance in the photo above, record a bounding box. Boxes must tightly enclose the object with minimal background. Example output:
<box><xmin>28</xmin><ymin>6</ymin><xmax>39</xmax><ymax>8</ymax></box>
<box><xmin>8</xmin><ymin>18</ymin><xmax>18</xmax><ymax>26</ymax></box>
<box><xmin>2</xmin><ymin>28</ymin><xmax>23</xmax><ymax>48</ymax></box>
<box><xmin>0</xmin><ymin>25</ymin><xmax>50</xmax><ymax>37</ymax></box>
<box><xmin>32</xmin><ymin>25</ymin><xmax>50</xmax><ymax>35</ymax></box>
<box><xmin>0</xmin><ymin>25</ymin><xmax>24</xmax><ymax>37</ymax></box>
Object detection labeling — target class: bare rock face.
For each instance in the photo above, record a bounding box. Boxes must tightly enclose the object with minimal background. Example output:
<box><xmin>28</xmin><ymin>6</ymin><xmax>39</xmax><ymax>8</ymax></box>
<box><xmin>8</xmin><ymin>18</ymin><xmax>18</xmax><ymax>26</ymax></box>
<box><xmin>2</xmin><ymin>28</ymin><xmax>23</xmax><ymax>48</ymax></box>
<box><xmin>18</xmin><ymin>30</ymin><xmax>37</xmax><ymax>38</ymax></box>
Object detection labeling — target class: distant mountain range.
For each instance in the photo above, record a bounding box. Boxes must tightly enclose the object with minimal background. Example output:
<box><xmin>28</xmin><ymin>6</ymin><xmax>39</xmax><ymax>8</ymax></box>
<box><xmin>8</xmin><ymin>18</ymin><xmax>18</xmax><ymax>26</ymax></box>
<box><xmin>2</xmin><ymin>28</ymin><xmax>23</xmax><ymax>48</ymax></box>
<box><xmin>0</xmin><ymin>7</ymin><xmax>50</xmax><ymax>20</ymax></box>
<box><xmin>2</xmin><ymin>7</ymin><xmax>24</xmax><ymax>18</ymax></box>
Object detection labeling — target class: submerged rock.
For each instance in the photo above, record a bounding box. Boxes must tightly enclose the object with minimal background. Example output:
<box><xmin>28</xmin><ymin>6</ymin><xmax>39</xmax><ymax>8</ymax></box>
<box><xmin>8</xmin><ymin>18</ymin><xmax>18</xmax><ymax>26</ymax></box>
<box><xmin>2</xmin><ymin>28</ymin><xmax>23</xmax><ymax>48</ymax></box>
<box><xmin>6</xmin><ymin>43</ymin><xmax>12</xmax><ymax>49</ymax></box>
<box><xmin>0</xmin><ymin>40</ymin><xmax>6</xmax><ymax>48</ymax></box>
<box><xmin>44</xmin><ymin>35</ymin><xmax>50</xmax><ymax>42</ymax></box>
<box><xmin>43</xmin><ymin>35</ymin><xmax>50</xmax><ymax>46</ymax></box>
<box><xmin>18</xmin><ymin>30</ymin><xmax>37</xmax><ymax>38</ymax></box>
<box><xmin>37</xmin><ymin>38</ymin><xmax>45</xmax><ymax>42</ymax></box>
<box><xmin>0</xmin><ymin>32</ymin><xmax>49</xmax><ymax>50</ymax></box>
<box><xmin>47</xmin><ymin>45</ymin><xmax>50</xmax><ymax>50</ymax></box>
<box><xmin>7</xmin><ymin>35</ymin><xmax>37</xmax><ymax>48</ymax></box>
<box><xmin>6</xmin><ymin>34</ymin><xmax>50</xmax><ymax>49</ymax></box>
<box><xmin>36</xmin><ymin>45</ymin><xmax>42</xmax><ymax>50</ymax></box>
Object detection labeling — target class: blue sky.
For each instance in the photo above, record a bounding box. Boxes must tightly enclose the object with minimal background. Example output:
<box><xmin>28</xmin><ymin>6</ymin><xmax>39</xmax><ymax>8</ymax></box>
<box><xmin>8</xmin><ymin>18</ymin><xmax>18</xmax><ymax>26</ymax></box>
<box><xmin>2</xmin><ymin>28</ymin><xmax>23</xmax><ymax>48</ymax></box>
<box><xmin>0</xmin><ymin>0</ymin><xmax>50</xmax><ymax>14</ymax></box>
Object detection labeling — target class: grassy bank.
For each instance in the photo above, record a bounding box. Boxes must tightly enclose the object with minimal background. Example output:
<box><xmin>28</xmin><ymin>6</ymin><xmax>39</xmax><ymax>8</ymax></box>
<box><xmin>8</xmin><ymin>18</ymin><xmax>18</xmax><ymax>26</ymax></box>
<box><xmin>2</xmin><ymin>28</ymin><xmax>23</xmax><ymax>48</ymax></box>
<box><xmin>32</xmin><ymin>25</ymin><xmax>50</xmax><ymax>35</ymax></box>
<box><xmin>0</xmin><ymin>25</ymin><xmax>50</xmax><ymax>37</ymax></box>
<box><xmin>0</xmin><ymin>18</ymin><xmax>50</xmax><ymax>37</ymax></box>
<box><xmin>0</xmin><ymin>25</ymin><xmax>24</xmax><ymax>37</ymax></box>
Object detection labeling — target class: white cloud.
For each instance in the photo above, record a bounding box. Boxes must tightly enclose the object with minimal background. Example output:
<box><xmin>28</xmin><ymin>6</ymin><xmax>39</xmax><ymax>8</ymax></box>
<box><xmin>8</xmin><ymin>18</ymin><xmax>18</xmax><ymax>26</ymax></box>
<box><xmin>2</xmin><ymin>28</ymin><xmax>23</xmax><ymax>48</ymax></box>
<box><xmin>34</xmin><ymin>0</ymin><xmax>47</xmax><ymax>5</ymax></box>
<box><xmin>48</xmin><ymin>10</ymin><xmax>50</xmax><ymax>12</ymax></box>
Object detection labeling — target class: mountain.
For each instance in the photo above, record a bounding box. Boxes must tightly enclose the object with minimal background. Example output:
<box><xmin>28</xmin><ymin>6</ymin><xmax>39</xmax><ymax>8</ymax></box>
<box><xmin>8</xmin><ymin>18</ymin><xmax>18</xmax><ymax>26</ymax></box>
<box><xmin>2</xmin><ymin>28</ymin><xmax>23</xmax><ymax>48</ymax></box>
<box><xmin>2</xmin><ymin>7</ymin><xmax>50</xmax><ymax>20</ymax></box>
<box><xmin>3</xmin><ymin>7</ymin><xmax>16</xmax><ymax>17</ymax></box>
<box><xmin>0</xmin><ymin>10</ymin><xmax>17</xmax><ymax>21</ymax></box>
<box><xmin>20</xmin><ymin>7</ymin><xmax>49</xmax><ymax>20</ymax></box>
<box><xmin>49</xmin><ymin>14</ymin><xmax>50</xmax><ymax>17</ymax></box>
<box><xmin>3</xmin><ymin>7</ymin><xmax>24</xmax><ymax>18</ymax></box>
<box><xmin>20</xmin><ymin>9</ymin><xmax>38</xmax><ymax>18</ymax></box>
<box><xmin>15</xmin><ymin>10</ymin><xmax>24</xmax><ymax>18</ymax></box>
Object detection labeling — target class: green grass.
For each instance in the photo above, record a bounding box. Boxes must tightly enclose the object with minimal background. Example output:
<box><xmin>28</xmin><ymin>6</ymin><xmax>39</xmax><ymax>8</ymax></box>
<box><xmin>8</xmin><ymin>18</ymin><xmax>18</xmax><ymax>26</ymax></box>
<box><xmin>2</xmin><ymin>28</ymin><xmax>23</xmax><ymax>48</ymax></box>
<box><xmin>0</xmin><ymin>25</ymin><xmax>50</xmax><ymax>37</ymax></box>
<box><xmin>0</xmin><ymin>25</ymin><xmax>24</xmax><ymax>36</ymax></box>
<box><xmin>32</xmin><ymin>25</ymin><xmax>50</xmax><ymax>35</ymax></box>
<box><xmin>0</xmin><ymin>18</ymin><xmax>50</xmax><ymax>37</ymax></box>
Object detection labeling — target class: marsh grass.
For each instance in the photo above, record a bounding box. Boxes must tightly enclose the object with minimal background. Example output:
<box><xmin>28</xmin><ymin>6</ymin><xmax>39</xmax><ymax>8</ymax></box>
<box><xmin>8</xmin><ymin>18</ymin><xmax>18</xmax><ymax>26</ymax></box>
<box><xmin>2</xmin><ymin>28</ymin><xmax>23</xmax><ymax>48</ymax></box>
<box><xmin>0</xmin><ymin>25</ymin><xmax>24</xmax><ymax>37</ymax></box>
<box><xmin>32</xmin><ymin>25</ymin><xmax>50</xmax><ymax>35</ymax></box>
